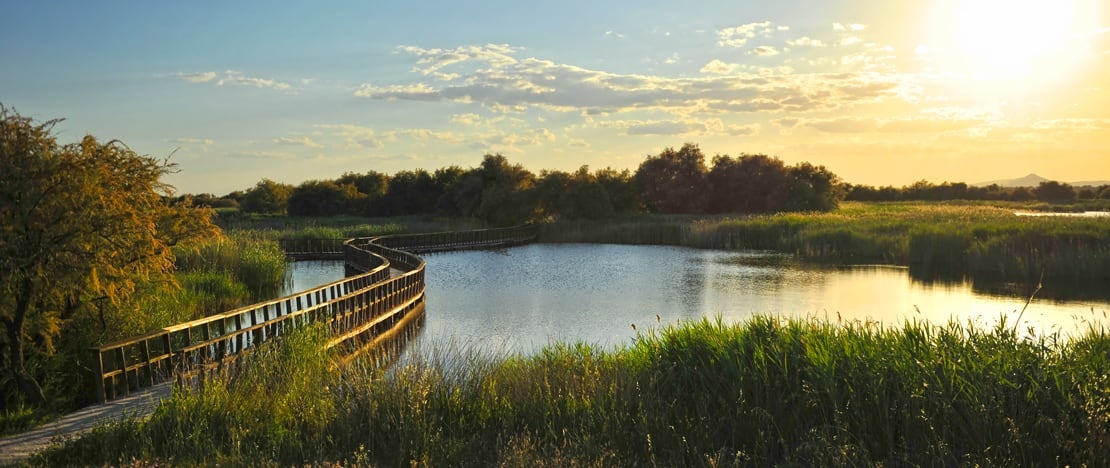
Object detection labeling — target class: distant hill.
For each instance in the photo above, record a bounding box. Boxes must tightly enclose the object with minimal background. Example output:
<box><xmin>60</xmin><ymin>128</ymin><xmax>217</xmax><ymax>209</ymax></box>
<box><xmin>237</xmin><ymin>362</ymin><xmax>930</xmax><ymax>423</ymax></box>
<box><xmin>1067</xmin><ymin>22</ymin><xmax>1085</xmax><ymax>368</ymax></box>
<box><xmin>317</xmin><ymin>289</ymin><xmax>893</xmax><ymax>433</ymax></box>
<box><xmin>975</xmin><ymin>173</ymin><xmax>1110</xmax><ymax>187</ymax></box>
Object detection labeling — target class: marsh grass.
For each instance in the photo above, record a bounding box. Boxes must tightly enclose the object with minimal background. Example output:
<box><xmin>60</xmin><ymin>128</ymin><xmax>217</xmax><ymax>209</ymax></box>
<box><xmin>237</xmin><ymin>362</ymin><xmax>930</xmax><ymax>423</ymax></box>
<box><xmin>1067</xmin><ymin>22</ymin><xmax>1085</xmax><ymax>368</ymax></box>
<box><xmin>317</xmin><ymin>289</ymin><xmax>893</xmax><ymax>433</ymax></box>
<box><xmin>214</xmin><ymin>212</ymin><xmax>485</xmax><ymax>242</ymax></box>
<box><xmin>35</xmin><ymin>316</ymin><xmax>1110</xmax><ymax>466</ymax></box>
<box><xmin>172</xmin><ymin>234</ymin><xmax>287</xmax><ymax>302</ymax></box>
<box><xmin>540</xmin><ymin>202</ymin><xmax>1110</xmax><ymax>294</ymax></box>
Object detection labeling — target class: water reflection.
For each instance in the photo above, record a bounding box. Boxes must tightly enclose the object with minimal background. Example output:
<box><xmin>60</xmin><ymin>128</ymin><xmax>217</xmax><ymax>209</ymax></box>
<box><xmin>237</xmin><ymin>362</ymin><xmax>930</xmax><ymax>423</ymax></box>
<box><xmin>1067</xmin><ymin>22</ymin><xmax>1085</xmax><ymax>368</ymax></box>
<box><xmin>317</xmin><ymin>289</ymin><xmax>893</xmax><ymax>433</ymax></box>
<box><xmin>285</xmin><ymin>244</ymin><xmax>1110</xmax><ymax>358</ymax></box>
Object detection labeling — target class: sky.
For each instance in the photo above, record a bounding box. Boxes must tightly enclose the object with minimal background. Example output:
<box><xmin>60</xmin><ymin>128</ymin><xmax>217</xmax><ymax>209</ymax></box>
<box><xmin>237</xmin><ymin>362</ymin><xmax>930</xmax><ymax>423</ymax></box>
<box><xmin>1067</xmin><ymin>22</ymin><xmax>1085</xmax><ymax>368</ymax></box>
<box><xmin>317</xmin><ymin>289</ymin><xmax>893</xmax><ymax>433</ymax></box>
<box><xmin>2</xmin><ymin>0</ymin><xmax>1108</xmax><ymax>195</ymax></box>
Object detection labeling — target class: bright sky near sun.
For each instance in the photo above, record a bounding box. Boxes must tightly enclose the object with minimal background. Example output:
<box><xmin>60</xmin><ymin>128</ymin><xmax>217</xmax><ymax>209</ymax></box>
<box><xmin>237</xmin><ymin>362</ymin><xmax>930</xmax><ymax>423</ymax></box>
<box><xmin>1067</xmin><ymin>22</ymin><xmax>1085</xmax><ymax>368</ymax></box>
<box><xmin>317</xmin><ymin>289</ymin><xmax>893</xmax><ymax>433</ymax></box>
<box><xmin>2</xmin><ymin>0</ymin><xmax>1108</xmax><ymax>195</ymax></box>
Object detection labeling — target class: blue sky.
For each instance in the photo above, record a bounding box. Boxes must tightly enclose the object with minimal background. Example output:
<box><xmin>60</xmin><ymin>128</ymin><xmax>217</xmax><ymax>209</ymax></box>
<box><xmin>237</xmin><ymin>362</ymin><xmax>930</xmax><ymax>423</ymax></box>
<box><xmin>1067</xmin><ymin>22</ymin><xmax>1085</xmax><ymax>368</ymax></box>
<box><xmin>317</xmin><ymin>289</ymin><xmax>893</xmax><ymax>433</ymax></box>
<box><xmin>3</xmin><ymin>1</ymin><xmax>1108</xmax><ymax>194</ymax></box>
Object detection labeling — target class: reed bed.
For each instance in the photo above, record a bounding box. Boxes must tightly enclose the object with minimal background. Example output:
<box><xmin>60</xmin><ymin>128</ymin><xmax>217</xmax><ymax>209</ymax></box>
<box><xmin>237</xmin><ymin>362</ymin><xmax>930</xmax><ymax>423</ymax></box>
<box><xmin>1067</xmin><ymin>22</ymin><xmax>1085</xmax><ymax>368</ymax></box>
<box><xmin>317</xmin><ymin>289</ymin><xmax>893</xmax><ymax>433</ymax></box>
<box><xmin>540</xmin><ymin>202</ymin><xmax>1110</xmax><ymax>290</ymax></box>
<box><xmin>215</xmin><ymin>212</ymin><xmax>484</xmax><ymax>242</ymax></box>
<box><xmin>34</xmin><ymin>316</ymin><xmax>1110</xmax><ymax>466</ymax></box>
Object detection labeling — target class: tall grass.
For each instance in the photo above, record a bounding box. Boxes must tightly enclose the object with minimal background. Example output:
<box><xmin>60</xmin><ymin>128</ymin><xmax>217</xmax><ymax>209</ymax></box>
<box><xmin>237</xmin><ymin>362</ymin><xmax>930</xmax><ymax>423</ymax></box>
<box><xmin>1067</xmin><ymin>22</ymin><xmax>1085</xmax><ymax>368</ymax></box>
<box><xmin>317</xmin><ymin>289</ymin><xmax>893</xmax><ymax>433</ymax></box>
<box><xmin>540</xmin><ymin>202</ymin><xmax>1110</xmax><ymax>294</ymax></box>
<box><xmin>214</xmin><ymin>212</ymin><xmax>485</xmax><ymax>242</ymax></box>
<box><xmin>172</xmin><ymin>234</ymin><xmax>287</xmax><ymax>302</ymax></box>
<box><xmin>35</xmin><ymin>317</ymin><xmax>1110</xmax><ymax>466</ymax></box>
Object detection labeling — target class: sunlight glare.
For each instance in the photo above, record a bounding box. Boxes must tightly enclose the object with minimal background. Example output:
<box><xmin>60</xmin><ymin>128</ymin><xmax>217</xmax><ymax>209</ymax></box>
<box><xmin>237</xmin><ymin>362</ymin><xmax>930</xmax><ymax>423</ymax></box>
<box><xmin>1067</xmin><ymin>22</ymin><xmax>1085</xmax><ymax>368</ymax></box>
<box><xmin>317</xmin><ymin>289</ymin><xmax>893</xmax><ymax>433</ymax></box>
<box><xmin>929</xmin><ymin>0</ymin><xmax>1099</xmax><ymax>84</ymax></box>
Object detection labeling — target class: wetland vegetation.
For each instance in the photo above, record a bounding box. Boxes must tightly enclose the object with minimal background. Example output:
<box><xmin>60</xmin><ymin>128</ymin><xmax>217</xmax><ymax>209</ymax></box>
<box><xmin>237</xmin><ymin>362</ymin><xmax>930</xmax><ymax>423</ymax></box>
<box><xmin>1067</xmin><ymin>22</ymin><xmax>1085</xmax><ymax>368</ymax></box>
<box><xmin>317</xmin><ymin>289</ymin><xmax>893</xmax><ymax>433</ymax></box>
<box><xmin>33</xmin><ymin>317</ymin><xmax>1110</xmax><ymax>466</ymax></box>
<box><xmin>4</xmin><ymin>106</ymin><xmax>1109</xmax><ymax>465</ymax></box>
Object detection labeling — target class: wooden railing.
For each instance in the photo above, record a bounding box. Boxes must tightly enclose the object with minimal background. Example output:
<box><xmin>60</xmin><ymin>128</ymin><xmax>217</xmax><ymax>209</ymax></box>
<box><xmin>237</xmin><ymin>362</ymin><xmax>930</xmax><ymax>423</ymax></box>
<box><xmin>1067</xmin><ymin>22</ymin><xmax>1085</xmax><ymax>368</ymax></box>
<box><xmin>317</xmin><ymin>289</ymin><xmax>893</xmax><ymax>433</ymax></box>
<box><xmin>91</xmin><ymin>224</ymin><xmax>536</xmax><ymax>402</ymax></box>
<box><xmin>280</xmin><ymin>238</ymin><xmax>348</xmax><ymax>260</ymax></box>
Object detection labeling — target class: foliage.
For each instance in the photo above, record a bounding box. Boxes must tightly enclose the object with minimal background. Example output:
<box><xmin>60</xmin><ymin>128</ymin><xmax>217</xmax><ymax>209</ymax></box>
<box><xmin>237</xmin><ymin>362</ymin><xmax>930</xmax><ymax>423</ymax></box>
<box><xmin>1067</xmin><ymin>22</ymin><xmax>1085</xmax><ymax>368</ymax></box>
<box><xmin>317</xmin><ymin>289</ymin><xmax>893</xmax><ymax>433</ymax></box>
<box><xmin>0</xmin><ymin>106</ymin><xmax>218</xmax><ymax>407</ymax></box>
<box><xmin>635</xmin><ymin>143</ymin><xmax>709</xmax><ymax>214</ymax></box>
<box><xmin>238</xmin><ymin>178</ymin><xmax>293</xmax><ymax>214</ymax></box>
<box><xmin>287</xmin><ymin>179</ymin><xmax>364</xmax><ymax>216</ymax></box>
<box><xmin>35</xmin><ymin>317</ymin><xmax>1110</xmax><ymax>466</ymax></box>
<box><xmin>707</xmin><ymin>153</ymin><xmax>788</xmax><ymax>213</ymax></box>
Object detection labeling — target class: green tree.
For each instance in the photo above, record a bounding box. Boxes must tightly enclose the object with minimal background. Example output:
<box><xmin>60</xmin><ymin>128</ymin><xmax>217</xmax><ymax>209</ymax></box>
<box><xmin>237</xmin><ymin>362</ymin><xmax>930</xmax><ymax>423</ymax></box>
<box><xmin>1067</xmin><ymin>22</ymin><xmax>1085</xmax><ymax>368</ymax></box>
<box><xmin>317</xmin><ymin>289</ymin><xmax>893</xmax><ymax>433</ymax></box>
<box><xmin>336</xmin><ymin>171</ymin><xmax>388</xmax><ymax>215</ymax></box>
<box><xmin>476</xmin><ymin>154</ymin><xmax>538</xmax><ymax>225</ymax></box>
<box><xmin>635</xmin><ymin>143</ymin><xmax>708</xmax><ymax>214</ymax></box>
<box><xmin>707</xmin><ymin>153</ymin><xmax>789</xmax><ymax>213</ymax></box>
<box><xmin>380</xmin><ymin>169</ymin><xmax>439</xmax><ymax>216</ymax></box>
<box><xmin>594</xmin><ymin>167</ymin><xmax>641</xmax><ymax>213</ymax></box>
<box><xmin>783</xmin><ymin>162</ymin><xmax>843</xmax><ymax>212</ymax></box>
<box><xmin>287</xmin><ymin>180</ymin><xmax>364</xmax><ymax>216</ymax></box>
<box><xmin>239</xmin><ymin>178</ymin><xmax>293</xmax><ymax>214</ymax></box>
<box><xmin>0</xmin><ymin>106</ymin><xmax>217</xmax><ymax>405</ymax></box>
<box><xmin>1033</xmin><ymin>181</ymin><xmax>1077</xmax><ymax>202</ymax></box>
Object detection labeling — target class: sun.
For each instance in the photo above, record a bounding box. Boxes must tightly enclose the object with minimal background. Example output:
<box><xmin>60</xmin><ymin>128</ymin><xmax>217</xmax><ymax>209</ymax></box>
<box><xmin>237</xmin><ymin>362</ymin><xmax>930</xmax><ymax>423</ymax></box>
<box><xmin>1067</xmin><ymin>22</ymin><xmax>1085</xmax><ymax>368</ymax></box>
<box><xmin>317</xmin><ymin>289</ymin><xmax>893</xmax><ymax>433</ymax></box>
<box><xmin>925</xmin><ymin>0</ymin><xmax>1099</xmax><ymax>84</ymax></box>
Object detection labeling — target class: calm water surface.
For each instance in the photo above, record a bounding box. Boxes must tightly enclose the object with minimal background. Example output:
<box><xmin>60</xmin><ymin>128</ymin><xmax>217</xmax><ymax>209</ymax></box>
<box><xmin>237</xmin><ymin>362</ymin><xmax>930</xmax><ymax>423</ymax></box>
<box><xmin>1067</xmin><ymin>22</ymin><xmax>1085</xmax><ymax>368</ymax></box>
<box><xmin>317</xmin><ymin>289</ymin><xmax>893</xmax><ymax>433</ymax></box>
<box><xmin>286</xmin><ymin>244</ymin><xmax>1110</xmax><ymax>356</ymax></box>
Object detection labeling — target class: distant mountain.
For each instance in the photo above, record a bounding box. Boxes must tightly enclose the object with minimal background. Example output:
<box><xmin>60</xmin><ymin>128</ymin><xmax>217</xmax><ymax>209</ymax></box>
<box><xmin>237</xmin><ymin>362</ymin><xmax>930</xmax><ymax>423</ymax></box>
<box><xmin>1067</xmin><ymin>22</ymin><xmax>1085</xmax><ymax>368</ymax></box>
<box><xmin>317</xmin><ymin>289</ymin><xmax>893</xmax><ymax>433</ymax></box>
<box><xmin>975</xmin><ymin>173</ymin><xmax>1110</xmax><ymax>187</ymax></box>
<box><xmin>975</xmin><ymin>174</ymin><xmax>1049</xmax><ymax>187</ymax></box>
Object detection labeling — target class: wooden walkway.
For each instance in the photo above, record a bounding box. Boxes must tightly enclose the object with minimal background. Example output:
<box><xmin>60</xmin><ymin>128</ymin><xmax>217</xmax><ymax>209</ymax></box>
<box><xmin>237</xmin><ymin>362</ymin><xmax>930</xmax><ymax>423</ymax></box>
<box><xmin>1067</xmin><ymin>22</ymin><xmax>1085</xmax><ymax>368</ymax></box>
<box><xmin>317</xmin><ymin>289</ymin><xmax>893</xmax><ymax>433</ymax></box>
<box><xmin>0</xmin><ymin>383</ymin><xmax>171</xmax><ymax>465</ymax></box>
<box><xmin>0</xmin><ymin>224</ymin><xmax>535</xmax><ymax>465</ymax></box>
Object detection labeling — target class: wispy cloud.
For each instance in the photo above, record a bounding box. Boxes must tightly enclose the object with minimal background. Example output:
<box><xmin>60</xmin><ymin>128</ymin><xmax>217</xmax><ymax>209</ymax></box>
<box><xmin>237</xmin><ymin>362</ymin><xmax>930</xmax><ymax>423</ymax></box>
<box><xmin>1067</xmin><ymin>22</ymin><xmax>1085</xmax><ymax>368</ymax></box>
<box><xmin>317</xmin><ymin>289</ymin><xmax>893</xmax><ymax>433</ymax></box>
<box><xmin>700</xmin><ymin>59</ymin><xmax>737</xmax><ymax>75</ymax></box>
<box><xmin>176</xmin><ymin>70</ymin><xmax>292</xmax><ymax>91</ymax></box>
<box><xmin>356</xmin><ymin>44</ymin><xmax>909</xmax><ymax>117</ymax></box>
<box><xmin>717</xmin><ymin>21</ymin><xmax>782</xmax><ymax>48</ymax></box>
<box><xmin>273</xmin><ymin>136</ymin><xmax>322</xmax><ymax>147</ymax></box>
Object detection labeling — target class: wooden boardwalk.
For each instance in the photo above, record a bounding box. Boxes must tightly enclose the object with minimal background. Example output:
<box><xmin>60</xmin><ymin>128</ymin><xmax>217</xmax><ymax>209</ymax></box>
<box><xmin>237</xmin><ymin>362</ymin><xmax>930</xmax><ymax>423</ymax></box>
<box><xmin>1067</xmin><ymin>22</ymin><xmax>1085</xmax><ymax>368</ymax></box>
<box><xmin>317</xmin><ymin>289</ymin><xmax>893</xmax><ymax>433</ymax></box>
<box><xmin>0</xmin><ymin>224</ymin><xmax>535</xmax><ymax>464</ymax></box>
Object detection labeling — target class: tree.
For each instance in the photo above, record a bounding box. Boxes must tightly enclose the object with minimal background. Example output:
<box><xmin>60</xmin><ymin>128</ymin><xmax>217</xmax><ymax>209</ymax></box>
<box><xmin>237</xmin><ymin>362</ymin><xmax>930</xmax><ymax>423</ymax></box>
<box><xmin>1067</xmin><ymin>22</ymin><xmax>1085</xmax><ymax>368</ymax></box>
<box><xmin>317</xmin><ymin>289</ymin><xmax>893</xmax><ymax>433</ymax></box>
<box><xmin>239</xmin><ymin>178</ymin><xmax>293</xmax><ymax>214</ymax></box>
<box><xmin>287</xmin><ymin>180</ymin><xmax>364</xmax><ymax>216</ymax></box>
<box><xmin>537</xmin><ymin>166</ymin><xmax>614</xmax><ymax>220</ymax></box>
<box><xmin>1033</xmin><ymin>181</ymin><xmax>1077</xmax><ymax>202</ymax></box>
<box><xmin>380</xmin><ymin>170</ymin><xmax>439</xmax><ymax>216</ymax></box>
<box><xmin>635</xmin><ymin>143</ymin><xmax>708</xmax><ymax>214</ymax></box>
<box><xmin>707</xmin><ymin>154</ymin><xmax>789</xmax><ymax>213</ymax></box>
<box><xmin>337</xmin><ymin>171</ymin><xmax>388</xmax><ymax>215</ymax></box>
<box><xmin>0</xmin><ymin>106</ymin><xmax>217</xmax><ymax>405</ymax></box>
<box><xmin>784</xmin><ymin>162</ymin><xmax>843</xmax><ymax>212</ymax></box>
<box><xmin>475</xmin><ymin>154</ymin><xmax>538</xmax><ymax>225</ymax></box>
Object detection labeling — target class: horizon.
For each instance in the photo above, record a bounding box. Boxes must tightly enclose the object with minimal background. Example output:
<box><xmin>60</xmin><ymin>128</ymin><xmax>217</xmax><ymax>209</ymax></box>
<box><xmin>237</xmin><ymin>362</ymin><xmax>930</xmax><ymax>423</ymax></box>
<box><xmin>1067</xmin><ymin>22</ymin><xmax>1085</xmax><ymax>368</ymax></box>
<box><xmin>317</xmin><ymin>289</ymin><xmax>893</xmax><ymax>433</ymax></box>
<box><xmin>2</xmin><ymin>1</ymin><xmax>1108</xmax><ymax>195</ymax></box>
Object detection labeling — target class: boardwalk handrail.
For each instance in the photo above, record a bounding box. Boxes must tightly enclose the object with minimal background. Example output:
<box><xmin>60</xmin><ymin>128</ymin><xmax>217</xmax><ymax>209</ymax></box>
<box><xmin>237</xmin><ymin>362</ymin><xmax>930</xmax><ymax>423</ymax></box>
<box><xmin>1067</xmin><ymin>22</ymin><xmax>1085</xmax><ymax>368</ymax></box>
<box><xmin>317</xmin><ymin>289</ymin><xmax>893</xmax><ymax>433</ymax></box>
<box><xmin>90</xmin><ymin>223</ymin><xmax>536</xmax><ymax>402</ymax></box>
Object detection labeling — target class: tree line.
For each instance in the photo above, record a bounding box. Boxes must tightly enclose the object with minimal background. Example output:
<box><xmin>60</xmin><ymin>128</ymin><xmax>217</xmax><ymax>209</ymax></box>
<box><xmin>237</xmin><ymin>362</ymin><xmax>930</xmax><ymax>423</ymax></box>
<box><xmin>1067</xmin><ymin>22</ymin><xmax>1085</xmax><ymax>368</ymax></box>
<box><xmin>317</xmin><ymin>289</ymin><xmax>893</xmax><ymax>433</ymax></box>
<box><xmin>203</xmin><ymin>143</ymin><xmax>844</xmax><ymax>225</ymax></box>
<box><xmin>845</xmin><ymin>180</ymin><xmax>1110</xmax><ymax>203</ymax></box>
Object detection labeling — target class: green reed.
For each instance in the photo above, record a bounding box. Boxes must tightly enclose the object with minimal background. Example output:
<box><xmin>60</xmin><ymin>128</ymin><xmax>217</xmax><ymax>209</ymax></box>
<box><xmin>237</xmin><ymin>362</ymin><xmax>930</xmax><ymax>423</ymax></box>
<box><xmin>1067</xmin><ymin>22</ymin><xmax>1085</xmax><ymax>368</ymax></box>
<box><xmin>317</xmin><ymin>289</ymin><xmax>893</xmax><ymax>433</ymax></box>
<box><xmin>172</xmin><ymin>234</ymin><xmax>287</xmax><ymax>302</ymax></box>
<box><xmin>539</xmin><ymin>202</ymin><xmax>1110</xmax><ymax>289</ymax></box>
<box><xmin>34</xmin><ymin>316</ymin><xmax>1110</xmax><ymax>466</ymax></box>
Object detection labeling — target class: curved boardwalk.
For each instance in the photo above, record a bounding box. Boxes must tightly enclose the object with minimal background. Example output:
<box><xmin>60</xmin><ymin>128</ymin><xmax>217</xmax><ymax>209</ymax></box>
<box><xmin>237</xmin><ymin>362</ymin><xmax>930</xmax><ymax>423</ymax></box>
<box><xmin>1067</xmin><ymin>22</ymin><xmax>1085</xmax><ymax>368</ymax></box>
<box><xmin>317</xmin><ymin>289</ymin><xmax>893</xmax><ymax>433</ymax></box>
<box><xmin>0</xmin><ymin>225</ymin><xmax>535</xmax><ymax>465</ymax></box>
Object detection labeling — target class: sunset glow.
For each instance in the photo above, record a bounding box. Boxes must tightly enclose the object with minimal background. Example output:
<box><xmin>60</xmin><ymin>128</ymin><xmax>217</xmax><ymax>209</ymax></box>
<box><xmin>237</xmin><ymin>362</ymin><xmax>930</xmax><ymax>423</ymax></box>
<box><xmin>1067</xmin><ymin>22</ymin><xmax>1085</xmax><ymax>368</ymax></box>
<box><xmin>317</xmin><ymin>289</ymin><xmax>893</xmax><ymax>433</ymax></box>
<box><xmin>1</xmin><ymin>1</ymin><xmax>1107</xmax><ymax>194</ymax></box>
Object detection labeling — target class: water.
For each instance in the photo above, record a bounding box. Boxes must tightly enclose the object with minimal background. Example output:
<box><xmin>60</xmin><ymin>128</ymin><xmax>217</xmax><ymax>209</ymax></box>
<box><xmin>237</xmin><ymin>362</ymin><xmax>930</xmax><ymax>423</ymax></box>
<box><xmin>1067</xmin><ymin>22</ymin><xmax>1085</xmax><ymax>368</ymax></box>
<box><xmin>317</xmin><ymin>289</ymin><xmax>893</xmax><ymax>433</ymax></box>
<box><xmin>285</xmin><ymin>244</ymin><xmax>1110</xmax><ymax>357</ymax></box>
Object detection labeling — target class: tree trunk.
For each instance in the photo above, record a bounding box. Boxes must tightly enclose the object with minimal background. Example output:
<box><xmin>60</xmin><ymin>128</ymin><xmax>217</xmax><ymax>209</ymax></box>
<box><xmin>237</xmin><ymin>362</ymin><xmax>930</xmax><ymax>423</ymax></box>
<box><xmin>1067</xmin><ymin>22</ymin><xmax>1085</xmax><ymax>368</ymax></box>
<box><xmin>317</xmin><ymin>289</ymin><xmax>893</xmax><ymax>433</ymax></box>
<box><xmin>3</xmin><ymin>278</ymin><xmax>47</xmax><ymax>406</ymax></box>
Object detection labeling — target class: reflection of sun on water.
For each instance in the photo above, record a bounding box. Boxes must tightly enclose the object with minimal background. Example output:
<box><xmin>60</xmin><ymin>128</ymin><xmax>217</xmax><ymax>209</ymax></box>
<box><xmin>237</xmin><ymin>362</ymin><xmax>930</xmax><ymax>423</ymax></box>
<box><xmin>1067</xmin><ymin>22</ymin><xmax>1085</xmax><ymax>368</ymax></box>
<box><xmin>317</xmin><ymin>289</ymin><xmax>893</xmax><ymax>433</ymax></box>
<box><xmin>925</xmin><ymin>0</ymin><xmax>1101</xmax><ymax>87</ymax></box>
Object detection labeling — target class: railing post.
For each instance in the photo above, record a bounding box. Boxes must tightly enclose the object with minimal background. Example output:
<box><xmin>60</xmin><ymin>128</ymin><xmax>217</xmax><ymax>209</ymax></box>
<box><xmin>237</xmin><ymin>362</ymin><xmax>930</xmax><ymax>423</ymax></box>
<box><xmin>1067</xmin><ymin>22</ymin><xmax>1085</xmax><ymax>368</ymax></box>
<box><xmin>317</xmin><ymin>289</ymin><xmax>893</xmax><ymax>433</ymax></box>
<box><xmin>93</xmin><ymin>348</ymin><xmax>106</xmax><ymax>403</ymax></box>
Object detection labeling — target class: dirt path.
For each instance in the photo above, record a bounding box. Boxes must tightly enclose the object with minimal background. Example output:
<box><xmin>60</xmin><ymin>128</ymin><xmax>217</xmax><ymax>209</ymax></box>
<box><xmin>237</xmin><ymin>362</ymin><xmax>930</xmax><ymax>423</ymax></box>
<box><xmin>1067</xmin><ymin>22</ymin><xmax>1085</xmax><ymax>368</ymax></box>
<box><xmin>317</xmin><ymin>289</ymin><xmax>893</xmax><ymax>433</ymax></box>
<box><xmin>0</xmin><ymin>382</ymin><xmax>171</xmax><ymax>465</ymax></box>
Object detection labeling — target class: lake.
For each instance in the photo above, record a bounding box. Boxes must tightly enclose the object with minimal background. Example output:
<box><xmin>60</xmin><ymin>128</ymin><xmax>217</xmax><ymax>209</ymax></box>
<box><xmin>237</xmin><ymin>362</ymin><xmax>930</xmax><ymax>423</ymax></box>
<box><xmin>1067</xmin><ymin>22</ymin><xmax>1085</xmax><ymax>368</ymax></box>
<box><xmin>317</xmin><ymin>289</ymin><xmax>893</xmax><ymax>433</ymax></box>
<box><xmin>286</xmin><ymin>244</ymin><xmax>1110</xmax><ymax>356</ymax></box>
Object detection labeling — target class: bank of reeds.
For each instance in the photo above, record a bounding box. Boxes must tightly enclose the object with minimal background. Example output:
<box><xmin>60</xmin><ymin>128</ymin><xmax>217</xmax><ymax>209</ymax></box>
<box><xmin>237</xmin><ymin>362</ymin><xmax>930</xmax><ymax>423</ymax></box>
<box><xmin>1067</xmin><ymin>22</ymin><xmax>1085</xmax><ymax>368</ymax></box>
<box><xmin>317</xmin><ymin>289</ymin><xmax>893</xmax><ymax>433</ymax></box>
<box><xmin>172</xmin><ymin>234</ymin><xmax>287</xmax><ymax>303</ymax></box>
<box><xmin>215</xmin><ymin>212</ymin><xmax>484</xmax><ymax>243</ymax></box>
<box><xmin>34</xmin><ymin>316</ymin><xmax>1110</xmax><ymax>466</ymax></box>
<box><xmin>540</xmin><ymin>203</ymin><xmax>1110</xmax><ymax>291</ymax></box>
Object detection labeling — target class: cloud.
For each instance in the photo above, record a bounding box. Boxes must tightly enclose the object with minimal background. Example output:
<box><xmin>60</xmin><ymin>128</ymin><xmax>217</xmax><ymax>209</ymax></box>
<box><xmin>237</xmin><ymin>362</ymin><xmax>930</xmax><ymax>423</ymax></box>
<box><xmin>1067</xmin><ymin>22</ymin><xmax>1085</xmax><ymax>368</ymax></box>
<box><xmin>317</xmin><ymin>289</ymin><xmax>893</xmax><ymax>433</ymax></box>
<box><xmin>717</xmin><ymin>21</ymin><xmax>778</xmax><ymax>48</ymax></box>
<box><xmin>357</xmin><ymin>44</ymin><xmax>908</xmax><ymax>117</ymax></box>
<box><xmin>226</xmin><ymin>150</ymin><xmax>295</xmax><ymax>160</ymax></box>
<box><xmin>385</xmin><ymin>128</ymin><xmax>465</xmax><ymax>144</ymax></box>
<box><xmin>178</xmin><ymin>72</ymin><xmax>216</xmax><ymax>83</ymax></box>
<box><xmin>315</xmin><ymin>124</ymin><xmax>385</xmax><ymax>149</ymax></box>
<box><xmin>700</xmin><ymin>59</ymin><xmax>737</xmax><ymax>75</ymax></box>
<box><xmin>354</xmin><ymin>83</ymin><xmax>440</xmax><ymax>100</ymax></box>
<box><xmin>605</xmin><ymin>30</ymin><xmax>626</xmax><ymax>39</ymax></box>
<box><xmin>727</xmin><ymin>123</ymin><xmax>761</xmax><ymax>136</ymax></box>
<box><xmin>273</xmin><ymin>136</ymin><xmax>322</xmax><ymax>147</ymax></box>
<box><xmin>749</xmin><ymin>46</ymin><xmax>780</xmax><ymax>56</ymax></box>
<box><xmin>833</xmin><ymin>23</ymin><xmax>868</xmax><ymax>32</ymax></box>
<box><xmin>601</xmin><ymin>118</ymin><xmax>725</xmax><ymax>136</ymax></box>
<box><xmin>170</xmin><ymin>137</ymin><xmax>214</xmax><ymax>145</ymax></box>
<box><xmin>449</xmin><ymin>113</ymin><xmax>483</xmax><ymax>125</ymax></box>
<box><xmin>788</xmin><ymin>36</ymin><xmax>826</xmax><ymax>48</ymax></box>
<box><xmin>177</xmin><ymin>70</ymin><xmax>292</xmax><ymax>91</ymax></box>
<box><xmin>799</xmin><ymin>116</ymin><xmax>987</xmax><ymax>134</ymax></box>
